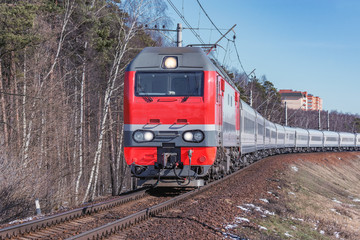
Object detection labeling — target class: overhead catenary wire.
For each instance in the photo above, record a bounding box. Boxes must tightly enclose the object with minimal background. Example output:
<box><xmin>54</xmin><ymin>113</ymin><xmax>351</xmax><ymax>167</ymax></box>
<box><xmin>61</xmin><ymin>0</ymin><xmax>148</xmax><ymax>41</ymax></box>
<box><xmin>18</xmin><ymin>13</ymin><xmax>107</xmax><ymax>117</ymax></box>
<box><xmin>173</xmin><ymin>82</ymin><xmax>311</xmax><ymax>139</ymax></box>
<box><xmin>167</xmin><ymin>0</ymin><xmax>206</xmax><ymax>44</ymax></box>
<box><xmin>196</xmin><ymin>0</ymin><xmax>251</xmax><ymax>79</ymax></box>
<box><xmin>168</xmin><ymin>0</ymin><xmax>251</xmax><ymax>82</ymax></box>
<box><xmin>232</xmin><ymin>40</ymin><xmax>251</xmax><ymax>81</ymax></box>
<box><xmin>196</xmin><ymin>0</ymin><xmax>232</xmax><ymax>41</ymax></box>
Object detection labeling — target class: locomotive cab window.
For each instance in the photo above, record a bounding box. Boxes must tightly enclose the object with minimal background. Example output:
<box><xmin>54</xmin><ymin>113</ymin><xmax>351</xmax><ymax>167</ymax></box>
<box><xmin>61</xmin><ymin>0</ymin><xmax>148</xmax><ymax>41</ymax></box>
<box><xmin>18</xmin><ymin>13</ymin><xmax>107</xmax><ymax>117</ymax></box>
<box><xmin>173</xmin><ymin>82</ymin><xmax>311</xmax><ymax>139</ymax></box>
<box><xmin>135</xmin><ymin>72</ymin><xmax>203</xmax><ymax>97</ymax></box>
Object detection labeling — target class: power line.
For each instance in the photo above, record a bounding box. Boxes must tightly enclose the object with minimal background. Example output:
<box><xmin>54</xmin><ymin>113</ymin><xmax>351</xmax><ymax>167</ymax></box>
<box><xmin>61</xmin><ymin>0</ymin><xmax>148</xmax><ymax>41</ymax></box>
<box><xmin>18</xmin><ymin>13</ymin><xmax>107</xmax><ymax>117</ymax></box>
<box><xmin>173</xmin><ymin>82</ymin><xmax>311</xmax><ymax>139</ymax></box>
<box><xmin>196</xmin><ymin>0</ymin><xmax>231</xmax><ymax>41</ymax></box>
<box><xmin>167</xmin><ymin>0</ymin><xmax>205</xmax><ymax>44</ymax></box>
<box><xmin>232</xmin><ymin>40</ymin><xmax>251</xmax><ymax>80</ymax></box>
<box><xmin>168</xmin><ymin>0</ymin><xmax>251</xmax><ymax>80</ymax></box>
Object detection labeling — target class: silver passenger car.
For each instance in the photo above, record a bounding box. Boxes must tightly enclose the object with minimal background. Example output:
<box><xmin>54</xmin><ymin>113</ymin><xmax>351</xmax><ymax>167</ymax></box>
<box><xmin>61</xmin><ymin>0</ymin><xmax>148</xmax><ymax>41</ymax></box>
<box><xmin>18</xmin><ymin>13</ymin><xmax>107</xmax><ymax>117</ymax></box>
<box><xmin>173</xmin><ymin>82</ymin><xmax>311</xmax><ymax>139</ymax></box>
<box><xmin>356</xmin><ymin>133</ymin><xmax>360</xmax><ymax>150</ymax></box>
<box><xmin>323</xmin><ymin>131</ymin><xmax>340</xmax><ymax>150</ymax></box>
<box><xmin>240</xmin><ymin>100</ymin><xmax>257</xmax><ymax>154</ymax></box>
<box><xmin>265</xmin><ymin>120</ymin><xmax>277</xmax><ymax>150</ymax></box>
<box><xmin>339</xmin><ymin>132</ymin><xmax>356</xmax><ymax>150</ymax></box>
<box><xmin>308</xmin><ymin>129</ymin><xmax>324</xmax><ymax>150</ymax></box>
<box><xmin>275</xmin><ymin>124</ymin><xmax>285</xmax><ymax>152</ymax></box>
<box><xmin>295</xmin><ymin>128</ymin><xmax>309</xmax><ymax>151</ymax></box>
<box><xmin>255</xmin><ymin>112</ymin><xmax>265</xmax><ymax>152</ymax></box>
<box><xmin>284</xmin><ymin>126</ymin><xmax>296</xmax><ymax>151</ymax></box>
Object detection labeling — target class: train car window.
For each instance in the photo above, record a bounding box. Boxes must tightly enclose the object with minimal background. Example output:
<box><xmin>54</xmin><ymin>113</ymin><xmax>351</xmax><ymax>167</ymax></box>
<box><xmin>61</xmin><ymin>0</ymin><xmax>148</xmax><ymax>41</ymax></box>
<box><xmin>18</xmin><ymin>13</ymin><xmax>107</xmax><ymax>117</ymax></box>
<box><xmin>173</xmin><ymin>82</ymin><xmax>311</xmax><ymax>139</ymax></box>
<box><xmin>278</xmin><ymin>133</ymin><xmax>285</xmax><ymax>139</ymax></box>
<box><xmin>289</xmin><ymin>134</ymin><xmax>295</xmax><ymax>140</ymax></box>
<box><xmin>266</xmin><ymin>129</ymin><xmax>270</xmax><ymax>138</ymax></box>
<box><xmin>326</xmin><ymin>137</ymin><xmax>337</xmax><ymax>142</ymax></box>
<box><xmin>135</xmin><ymin>72</ymin><xmax>203</xmax><ymax>96</ymax></box>
<box><xmin>271</xmin><ymin>131</ymin><xmax>277</xmax><ymax>139</ymax></box>
<box><xmin>298</xmin><ymin>135</ymin><xmax>308</xmax><ymax>141</ymax></box>
<box><xmin>244</xmin><ymin>117</ymin><xmax>255</xmax><ymax>134</ymax></box>
<box><xmin>311</xmin><ymin>136</ymin><xmax>322</xmax><ymax>141</ymax></box>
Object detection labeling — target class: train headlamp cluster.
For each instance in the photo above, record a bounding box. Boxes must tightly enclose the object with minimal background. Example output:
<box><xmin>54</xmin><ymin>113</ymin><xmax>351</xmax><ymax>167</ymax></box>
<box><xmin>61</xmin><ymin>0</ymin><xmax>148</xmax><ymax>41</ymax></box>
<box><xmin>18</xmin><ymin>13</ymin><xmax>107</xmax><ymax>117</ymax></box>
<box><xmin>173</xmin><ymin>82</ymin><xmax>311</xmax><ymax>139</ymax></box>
<box><xmin>133</xmin><ymin>130</ymin><xmax>155</xmax><ymax>142</ymax></box>
<box><xmin>162</xmin><ymin>56</ymin><xmax>178</xmax><ymax>69</ymax></box>
<box><xmin>182</xmin><ymin>130</ymin><xmax>205</xmax><ymax>143</ymax></box>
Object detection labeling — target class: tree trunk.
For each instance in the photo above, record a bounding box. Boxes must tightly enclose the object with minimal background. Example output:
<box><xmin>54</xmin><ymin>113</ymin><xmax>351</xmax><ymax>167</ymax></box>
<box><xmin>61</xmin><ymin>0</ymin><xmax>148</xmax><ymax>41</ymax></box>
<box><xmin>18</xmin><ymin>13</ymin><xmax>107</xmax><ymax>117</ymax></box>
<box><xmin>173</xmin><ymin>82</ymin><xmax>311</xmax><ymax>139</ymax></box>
<box><xmin>75</xmin><ymin>42</ymin><xmax>87</xmax><ymax>203</ymax></box>
<box><xmin>0</xmin><ymin>58</ymin><xmax>9</xmax><ymax>146</ymax></box>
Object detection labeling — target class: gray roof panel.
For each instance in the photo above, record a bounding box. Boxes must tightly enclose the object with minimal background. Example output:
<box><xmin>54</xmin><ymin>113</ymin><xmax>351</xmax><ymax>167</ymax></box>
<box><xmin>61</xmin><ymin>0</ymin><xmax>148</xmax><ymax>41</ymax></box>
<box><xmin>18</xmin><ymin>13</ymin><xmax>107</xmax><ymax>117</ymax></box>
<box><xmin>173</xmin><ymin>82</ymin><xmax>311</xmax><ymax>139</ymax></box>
<box><xmin>126</xmin><ymin>47</ymin><xmax>218</xmax><ymax>71</ymax></box>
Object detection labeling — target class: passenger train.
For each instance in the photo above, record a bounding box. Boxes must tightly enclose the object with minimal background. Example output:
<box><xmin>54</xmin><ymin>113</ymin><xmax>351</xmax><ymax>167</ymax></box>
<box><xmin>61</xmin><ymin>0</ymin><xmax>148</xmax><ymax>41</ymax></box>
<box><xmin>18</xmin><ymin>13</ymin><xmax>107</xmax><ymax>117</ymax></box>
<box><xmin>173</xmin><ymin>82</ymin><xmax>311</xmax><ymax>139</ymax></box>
<box><xmin>123</xmin><ymin>47</ymin><xmax>360</xmax><ymax>187</ymax></box>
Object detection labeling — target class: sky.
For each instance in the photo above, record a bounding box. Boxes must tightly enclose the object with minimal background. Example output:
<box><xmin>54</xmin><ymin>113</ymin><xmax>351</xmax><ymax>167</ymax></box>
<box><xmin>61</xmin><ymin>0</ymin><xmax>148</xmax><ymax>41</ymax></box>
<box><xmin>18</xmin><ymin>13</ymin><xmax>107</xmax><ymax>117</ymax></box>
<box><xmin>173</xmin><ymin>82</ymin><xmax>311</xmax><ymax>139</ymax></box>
<box><xmin>162</xmin><ymin>0</ymin><xmax>360</xmax><ymax>115</ymax></box>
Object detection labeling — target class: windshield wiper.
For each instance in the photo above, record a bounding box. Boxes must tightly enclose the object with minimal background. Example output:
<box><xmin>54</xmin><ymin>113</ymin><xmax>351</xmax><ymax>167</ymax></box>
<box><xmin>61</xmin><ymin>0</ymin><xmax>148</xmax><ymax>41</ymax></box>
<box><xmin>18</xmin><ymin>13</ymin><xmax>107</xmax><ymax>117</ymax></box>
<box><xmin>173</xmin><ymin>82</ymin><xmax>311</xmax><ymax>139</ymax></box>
<box><xmin>137</xmin><ymin>84</ymin><xmax>153</xmax><ymax>103</ymax></box>
<box><xmin>181</xmin><ymin>96</ymin><xmax>190</xmax><ymax>103</ymax></box>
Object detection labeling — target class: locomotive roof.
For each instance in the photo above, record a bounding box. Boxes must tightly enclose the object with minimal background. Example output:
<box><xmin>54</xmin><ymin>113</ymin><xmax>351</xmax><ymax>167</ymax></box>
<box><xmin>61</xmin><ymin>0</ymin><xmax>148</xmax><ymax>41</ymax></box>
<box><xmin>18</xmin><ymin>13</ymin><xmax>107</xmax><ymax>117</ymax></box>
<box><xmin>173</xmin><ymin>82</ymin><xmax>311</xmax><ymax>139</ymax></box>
<box><xmin>126</xmin><ymin>47</ymin><xmax>218</xmax><ymax>71</ymax></box>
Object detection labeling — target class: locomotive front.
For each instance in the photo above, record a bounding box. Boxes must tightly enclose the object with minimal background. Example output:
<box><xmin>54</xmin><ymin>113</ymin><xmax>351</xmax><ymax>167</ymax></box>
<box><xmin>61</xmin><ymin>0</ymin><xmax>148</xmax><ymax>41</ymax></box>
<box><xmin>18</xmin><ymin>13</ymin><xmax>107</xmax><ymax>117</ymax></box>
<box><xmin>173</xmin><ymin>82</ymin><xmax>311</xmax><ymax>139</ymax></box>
<box><xmin>123</xmin><ymin>47</ymin><xmax>218</xmax><ymax>187</ymax></box>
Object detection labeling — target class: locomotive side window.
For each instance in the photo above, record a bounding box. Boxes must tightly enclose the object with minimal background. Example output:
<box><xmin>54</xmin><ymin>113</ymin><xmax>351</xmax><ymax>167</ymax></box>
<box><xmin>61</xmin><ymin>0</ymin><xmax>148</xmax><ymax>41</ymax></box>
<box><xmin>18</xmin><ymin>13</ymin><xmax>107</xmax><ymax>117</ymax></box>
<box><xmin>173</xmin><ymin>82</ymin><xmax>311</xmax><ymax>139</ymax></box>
<box><xmin>135</xmin><ymin>72</ymin><xmax>203</xmax><ymax>97</ymax></box>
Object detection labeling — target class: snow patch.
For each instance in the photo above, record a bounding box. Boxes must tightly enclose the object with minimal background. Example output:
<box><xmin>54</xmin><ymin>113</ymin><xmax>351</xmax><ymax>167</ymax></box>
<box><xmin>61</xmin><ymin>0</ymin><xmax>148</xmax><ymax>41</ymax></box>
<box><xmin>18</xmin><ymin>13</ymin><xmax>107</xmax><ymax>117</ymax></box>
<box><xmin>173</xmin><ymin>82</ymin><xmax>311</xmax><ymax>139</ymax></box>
<box><xmin>291</xmin><ymin>166</ymin><xmax>298</xmax><ymax>172</ymax></box>
<box><xmin>320</xmin><ymin>230</ymin><xmax>325</xmax><ymax>234</ymax></box>
<box><xmin>263</xmin><ymin>210</ymin><xmax>275</xmax><ymax>216</ymax></box>
<box><xmin>334</xmin><ymin>232</ymin><xmax>340</xmax><ymax>238</ymax></box>
<box><xmin>288</xmin><ymin>192</ymin><xmax>296</xmax><ymax>196</ymax></box>
<box><xmin>225</xmin><ymin>224</ymin><xmax>238</xmax><ymax>230</ymax></box>
<box><xmin>222</xmin><ymin>232</ymin><xmax>243</xmax><ymax>240</ymax></box>
<box><xmin>353</xmin><ymin>198</ymin><xmax>360</xmax><ymax>202</ymax></box>
<box><xmin>237</xmin><ymin>206</ymin><xmax>249</xmax><ymax>212</ymax></box>
<box><xmin>259</xmin><ymin>225</ymin><xmax>267</xmax><ymax>231</ymax></box>
<box><xmin>332</xmin><ymin>198</ymin><xmax>342</xmax><ymax>204</ymax></box>
<box><xmin>235</xmin><ymin>217</ymin><xmax>249</xmax><ymax>223</ymax></box>
<box><xmin>244</xmin><ymin>203</ymin><xmax>256</xmax><ymax>208</ymax></box>
<box><xmin>260</xmin><ymin>198</ymin><xmax>269</xmax><ymax>203</ymax></box>
<box><xmin>284</xmin><ymin>232</ymin><xmax>293</xmax><ymax>238</ymax></box>
<box><xmin>9</xmin><ymin>216</ymin><xmax>36</xmax><ymax>225</ymax></box>
<box><xmin>291</xmin><ymin>217</ymin><xmax>304</xmax><ymax>222</ymax></box>
<box><xmin>240</xmin><ymin>203</ymin><xmax>275</xmax><ymax>216</ymax></box>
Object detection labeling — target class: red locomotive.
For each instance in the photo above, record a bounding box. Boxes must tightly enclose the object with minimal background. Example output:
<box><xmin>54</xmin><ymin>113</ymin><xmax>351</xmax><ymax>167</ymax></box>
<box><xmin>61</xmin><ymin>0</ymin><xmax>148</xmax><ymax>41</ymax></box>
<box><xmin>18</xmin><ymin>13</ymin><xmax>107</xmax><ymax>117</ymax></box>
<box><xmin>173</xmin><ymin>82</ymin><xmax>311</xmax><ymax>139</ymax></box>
<box><xmin>124</xmin><ymin>47</ymin><xmax>239</xmax><ymax>187</ymax></box>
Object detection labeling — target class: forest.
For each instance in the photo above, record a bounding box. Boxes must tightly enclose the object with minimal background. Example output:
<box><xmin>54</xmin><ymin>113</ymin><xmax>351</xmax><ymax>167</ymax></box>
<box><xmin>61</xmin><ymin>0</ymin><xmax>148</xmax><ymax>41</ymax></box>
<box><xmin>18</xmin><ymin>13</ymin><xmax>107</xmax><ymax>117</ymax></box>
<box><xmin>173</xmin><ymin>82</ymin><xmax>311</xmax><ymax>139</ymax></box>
<box><xmin>0</xmin><ymin>0</ymin><xmax>359</xmax><ymax>223</ymax></box>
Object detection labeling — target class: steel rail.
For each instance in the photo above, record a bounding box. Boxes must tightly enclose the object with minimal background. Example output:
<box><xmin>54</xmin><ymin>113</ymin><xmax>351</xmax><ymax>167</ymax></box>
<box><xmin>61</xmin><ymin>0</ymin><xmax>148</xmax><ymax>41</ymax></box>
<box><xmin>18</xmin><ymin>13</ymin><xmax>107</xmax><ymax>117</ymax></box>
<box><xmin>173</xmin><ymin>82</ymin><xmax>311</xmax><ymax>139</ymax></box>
<box><xmin>0</xmin><ymin>188</ymin><xmax>149</xmax><ymax>240</ymax></box>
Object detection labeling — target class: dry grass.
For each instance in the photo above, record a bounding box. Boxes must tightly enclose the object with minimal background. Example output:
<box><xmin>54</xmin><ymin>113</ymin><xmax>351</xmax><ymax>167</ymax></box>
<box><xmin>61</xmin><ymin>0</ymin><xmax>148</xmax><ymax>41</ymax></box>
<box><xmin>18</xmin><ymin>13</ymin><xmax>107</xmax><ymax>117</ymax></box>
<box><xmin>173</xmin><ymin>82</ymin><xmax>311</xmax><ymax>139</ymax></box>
<box><xmin>276</xmin><ymin>154</ymin><xmax>360</xmax><ymax>239</ymax></box>
<box><xmin>227</xmin><ymin>153</ymin><xmax>360</xmax><ymax>239</ymax></box>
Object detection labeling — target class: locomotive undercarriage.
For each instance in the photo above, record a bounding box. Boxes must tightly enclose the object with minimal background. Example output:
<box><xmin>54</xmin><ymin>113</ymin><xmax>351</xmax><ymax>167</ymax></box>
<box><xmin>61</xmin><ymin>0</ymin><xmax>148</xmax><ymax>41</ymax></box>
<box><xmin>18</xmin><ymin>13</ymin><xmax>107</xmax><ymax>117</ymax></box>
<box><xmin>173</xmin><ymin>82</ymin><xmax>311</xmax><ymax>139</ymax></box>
<box><xmin>131</xmin><ymin>146</ymin><xmax>210</xmax><ymax>188</ymax></box>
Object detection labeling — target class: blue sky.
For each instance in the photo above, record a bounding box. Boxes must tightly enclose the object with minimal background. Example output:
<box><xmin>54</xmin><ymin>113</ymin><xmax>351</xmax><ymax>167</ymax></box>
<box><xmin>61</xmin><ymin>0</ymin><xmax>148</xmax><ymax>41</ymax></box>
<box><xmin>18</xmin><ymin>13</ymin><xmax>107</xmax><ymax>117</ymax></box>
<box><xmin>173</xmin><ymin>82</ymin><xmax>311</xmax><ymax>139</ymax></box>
<box><xmin>163</xmin><ymin>0</ymin><xmax>360</xmax><ymax>115</ymax></box>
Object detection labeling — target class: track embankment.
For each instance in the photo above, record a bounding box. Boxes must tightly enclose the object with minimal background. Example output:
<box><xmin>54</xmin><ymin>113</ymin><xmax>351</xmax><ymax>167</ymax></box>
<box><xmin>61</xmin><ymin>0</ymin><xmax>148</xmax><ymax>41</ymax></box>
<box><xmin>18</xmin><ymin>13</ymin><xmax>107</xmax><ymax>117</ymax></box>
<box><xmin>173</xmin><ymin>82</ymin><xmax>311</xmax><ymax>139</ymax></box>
<box><xmin>123</xmin><ymin>152</ymin><xmax>360</xmax><ymax>239</ymax></box>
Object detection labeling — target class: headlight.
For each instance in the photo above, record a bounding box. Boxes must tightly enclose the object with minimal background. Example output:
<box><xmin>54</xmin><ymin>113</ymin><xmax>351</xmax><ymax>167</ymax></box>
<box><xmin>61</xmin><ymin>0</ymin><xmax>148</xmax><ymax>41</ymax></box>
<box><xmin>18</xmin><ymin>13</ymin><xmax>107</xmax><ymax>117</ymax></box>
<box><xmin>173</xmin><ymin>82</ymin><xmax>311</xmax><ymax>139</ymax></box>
<box><xmin>193</xmin><ymin>131</ymin><xmax>204</xmax><ymax>141</ymax></box>
<box><xmin>162</xmin><ymin>56</ymin><xmax>178</xmax><ymax>69</ymax></box>
<box><xmin>133</xmin><ymin>130</ymin><xmax>155</xmax><ymax>142</ymax></box>
<box><xmin>183</xmin><ymin>130</ymin><xmax>204</xmax><ymax>142</ymax></box>
<box><xmin>144</xmin><ymin>131</ymin><xmax>154</xmax><ymax>141</ymax></box>
<box><xmin>183</xmin><ymin>132</ymin><xmax>193</xmax><ymax>141</ymax></box>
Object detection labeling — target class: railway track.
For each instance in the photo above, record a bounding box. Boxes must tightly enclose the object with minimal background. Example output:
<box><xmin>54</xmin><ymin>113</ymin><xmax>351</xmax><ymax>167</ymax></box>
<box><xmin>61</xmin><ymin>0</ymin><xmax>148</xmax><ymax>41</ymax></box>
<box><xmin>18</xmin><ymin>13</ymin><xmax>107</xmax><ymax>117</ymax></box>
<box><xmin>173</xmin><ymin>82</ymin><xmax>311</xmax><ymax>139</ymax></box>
<box><xmin>0</xmin><ymin>158</ymin><xmax>262</xmax><ymax>240</ymax></box>
<box><xmin>0</xmin><ymin>188</ymin><xmax>151</xmax><ymax>240</ymax></box>
<box><xmin>66</xmin><ymin>160</ymin><xmax>263</xmax><ymax>239</ymax></box>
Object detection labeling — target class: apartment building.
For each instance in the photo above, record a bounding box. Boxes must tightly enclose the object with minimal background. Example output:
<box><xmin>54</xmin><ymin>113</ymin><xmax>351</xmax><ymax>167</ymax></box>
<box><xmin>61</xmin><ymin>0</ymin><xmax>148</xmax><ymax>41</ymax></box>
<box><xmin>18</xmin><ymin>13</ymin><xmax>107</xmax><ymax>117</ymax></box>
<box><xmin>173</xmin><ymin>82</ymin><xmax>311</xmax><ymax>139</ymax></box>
<box><xmin>279</xmin><ymin>89</ymin><xmax>322</xmax><ymax>111</ymax></box>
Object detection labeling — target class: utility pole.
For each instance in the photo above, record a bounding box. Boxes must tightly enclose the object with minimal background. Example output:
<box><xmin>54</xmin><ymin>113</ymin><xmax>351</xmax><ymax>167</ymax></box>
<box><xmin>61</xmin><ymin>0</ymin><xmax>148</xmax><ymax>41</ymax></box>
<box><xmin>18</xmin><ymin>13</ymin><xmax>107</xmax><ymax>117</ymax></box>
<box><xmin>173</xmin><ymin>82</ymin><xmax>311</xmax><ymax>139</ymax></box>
<box><xmin>285</xmin><ymin>101</ymin><xmax>288</xmax><ymax>126</ymax></box>
<box><xmin>327</xmin><ymin>111</ymin><xmax>330</xmax><ymax>131</ymax></box>
<box><xmin>248</xmin><ymin>69</ymin><xmax>256</xmax><ymax>107</ymax></box>
<box><xmin>250</xmin><ymin>90</ymin><xmax>253</xmax><ymax>107</ymax></box>
<box><xmin>176</xmin><ymin>23</ymin><xmax>182</xmax><ymax>47</ymax></box>
<box><xmin>318</xmin><ymin>109</ymin><xmax>321</xmax><ymax>130</ymax></box>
